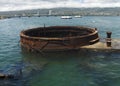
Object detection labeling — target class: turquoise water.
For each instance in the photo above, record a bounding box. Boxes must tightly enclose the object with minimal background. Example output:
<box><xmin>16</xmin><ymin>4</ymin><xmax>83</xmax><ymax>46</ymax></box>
<box><xmin>0</xmin><ymin>16</ymin><xmax>120</xmax><ymax>86</ymax></box>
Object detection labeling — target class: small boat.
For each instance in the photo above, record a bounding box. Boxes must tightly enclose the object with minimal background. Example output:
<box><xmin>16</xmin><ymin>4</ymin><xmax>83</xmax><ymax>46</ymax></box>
<box><xmin>74</xmin><ymin>15</ymin><xmax>82</xmax><ymax>18</ymax></box>
<box><xmin>61</xmin><ymin>16</ymin><xmax>72</xmax><ymax>19</ymax></box>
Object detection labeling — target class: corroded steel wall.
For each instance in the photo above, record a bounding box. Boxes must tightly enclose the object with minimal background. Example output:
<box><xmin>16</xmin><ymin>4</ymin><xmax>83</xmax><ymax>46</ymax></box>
<box><xmin>20</xmin><ymin>26</ymin><xmax>99</xmax><ymax>52</ymax></box>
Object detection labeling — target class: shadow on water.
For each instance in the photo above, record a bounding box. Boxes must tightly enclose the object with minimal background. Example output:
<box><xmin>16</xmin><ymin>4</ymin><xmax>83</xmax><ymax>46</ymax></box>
<box><xmin>1</xmin><ymin>50</ymin><xmax>120</xmax><ymax>86</ymax></box>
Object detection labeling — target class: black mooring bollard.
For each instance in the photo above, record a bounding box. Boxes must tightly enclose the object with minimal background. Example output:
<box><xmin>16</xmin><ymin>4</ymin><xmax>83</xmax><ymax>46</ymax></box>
<box><xmin>106</xmin><ymin>31</ymin><xmax>112</xmax><ymax>38</ymax></box>
<box><xmin>106</xmin><ymin>31</ymin><xmax>112</xmax><ymax>47</ymax></box>
<box><xmin>106</xmin><ymin>39</ymin><xmax>111</xmax><ymax>47</ymax></box>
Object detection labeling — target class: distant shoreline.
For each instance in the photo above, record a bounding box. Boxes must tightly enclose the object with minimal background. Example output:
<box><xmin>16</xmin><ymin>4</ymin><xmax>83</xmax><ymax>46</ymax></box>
<box><xmin>0</xmin><ymin>7</ymin><xmax>120</xmax><ymax>18</ymax></box>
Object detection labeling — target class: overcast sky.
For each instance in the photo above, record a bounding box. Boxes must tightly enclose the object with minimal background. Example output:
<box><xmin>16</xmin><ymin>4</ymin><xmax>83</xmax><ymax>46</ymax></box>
<box><xmin>0</xmin><ymin>0</ymin><xmax>120</xmax><ymax>11</ymax></box>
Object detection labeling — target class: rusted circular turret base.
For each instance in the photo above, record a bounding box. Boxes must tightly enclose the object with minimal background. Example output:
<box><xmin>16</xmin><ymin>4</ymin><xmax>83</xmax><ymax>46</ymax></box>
<box><xmin>20</xmin><ymin>26</ymin><xmax>99</xmax><ymax>52</ymax></box>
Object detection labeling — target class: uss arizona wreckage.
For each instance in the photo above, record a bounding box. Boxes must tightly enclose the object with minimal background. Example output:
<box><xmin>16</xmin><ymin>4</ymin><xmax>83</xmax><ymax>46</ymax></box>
<box><xmin>20</xmin><ymin>26</ymin><xmax>117</xmax><ymax>52</ymax></box>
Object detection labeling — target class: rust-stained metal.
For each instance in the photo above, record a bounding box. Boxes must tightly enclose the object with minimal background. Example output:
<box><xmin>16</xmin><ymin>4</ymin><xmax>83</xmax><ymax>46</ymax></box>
<box><xmin>20</xmin><ymin>26</ymin><xmax>99</xmax><ymax>52</ymax></box>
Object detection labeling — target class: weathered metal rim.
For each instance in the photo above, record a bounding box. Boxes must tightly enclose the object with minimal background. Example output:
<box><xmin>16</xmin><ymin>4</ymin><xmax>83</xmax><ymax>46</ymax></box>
<box><xmin>20</xmin><ymin>26</ymin><xmax>98</xmax><ymax>41</ymax></box>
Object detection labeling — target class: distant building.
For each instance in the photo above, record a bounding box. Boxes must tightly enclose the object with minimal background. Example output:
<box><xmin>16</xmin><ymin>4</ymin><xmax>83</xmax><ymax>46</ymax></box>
<box><xmin>0</xmin><ymin>16</ymin><xmax>4</xmax><ymax>19</ymax></box>
<box><xmin>33</xmin><ymin>11</ymin><xmax>40</xmax><ymax>17</ymax></box>
<box><xmin>37</xmin><ymin>11</ymin><xmax>40</xmax><ymax>16</ymax></box>
<box><xmin>48</xmin><ymin>10</ymin><xmax>52</xmax><ymax>15</ymax></box>
<box><xmin>22</xmin><ymin>13</ymin><xmax>26</xmax><ymax>17</ymax></box>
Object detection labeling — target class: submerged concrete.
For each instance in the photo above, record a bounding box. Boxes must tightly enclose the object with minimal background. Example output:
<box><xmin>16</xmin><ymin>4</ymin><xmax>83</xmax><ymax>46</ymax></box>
<box><xmin>81</xmin><ymin>39</ymin><xmax>120</xmax><ymax>51</ymax></box>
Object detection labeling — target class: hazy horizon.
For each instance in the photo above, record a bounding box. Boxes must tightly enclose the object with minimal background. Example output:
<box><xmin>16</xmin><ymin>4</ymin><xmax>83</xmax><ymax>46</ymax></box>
<box><xmin>1</xmin><ymin>0</ymin><xmax>120</xmax><ymax>11</ymax></box>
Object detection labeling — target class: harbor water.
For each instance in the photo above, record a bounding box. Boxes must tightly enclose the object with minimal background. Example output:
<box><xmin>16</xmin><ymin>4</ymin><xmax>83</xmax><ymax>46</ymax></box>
<box><xmin>0</xmin><ymin>16</ymin><xmax>120</xmax><ymax>86</ymax></box>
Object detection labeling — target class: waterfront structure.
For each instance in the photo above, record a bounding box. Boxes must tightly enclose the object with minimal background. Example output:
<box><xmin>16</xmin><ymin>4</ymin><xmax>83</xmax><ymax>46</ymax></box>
<box><xmin>20</xmin><ymin>26</ymin><xmax>99</xmax><ymax>52</ymax></box>
<box><xmin>48</xmin><ymin>10</ymin><xmax>52</xmax><ymax>16</ymax></box>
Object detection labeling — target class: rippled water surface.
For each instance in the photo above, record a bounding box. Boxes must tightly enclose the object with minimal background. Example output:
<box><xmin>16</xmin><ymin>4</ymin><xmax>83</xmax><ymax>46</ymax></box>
<box><xmin>0</xmin><ymin>16</ymin><xmax>120</xmax><ymax>86</ymax></box>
